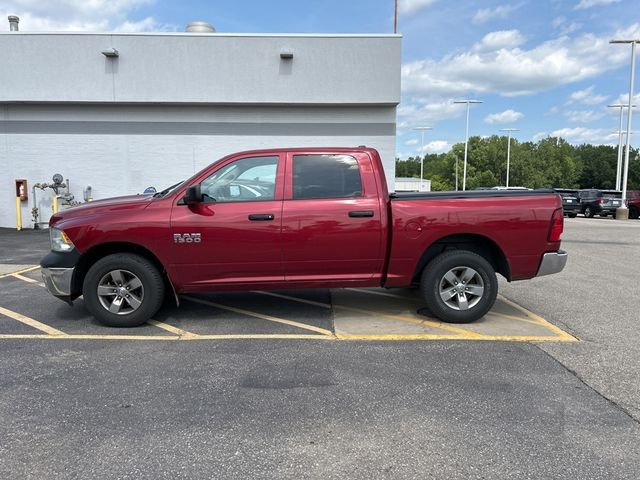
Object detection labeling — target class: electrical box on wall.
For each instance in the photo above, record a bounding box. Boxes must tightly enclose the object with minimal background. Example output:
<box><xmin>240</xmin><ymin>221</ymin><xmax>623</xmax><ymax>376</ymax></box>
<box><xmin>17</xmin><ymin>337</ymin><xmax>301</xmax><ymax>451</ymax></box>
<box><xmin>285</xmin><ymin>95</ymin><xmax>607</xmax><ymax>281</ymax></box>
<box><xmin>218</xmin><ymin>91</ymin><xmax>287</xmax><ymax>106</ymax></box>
<box><xmin>15</xmin><ymin>179</ymin><xmax>28</xmax><ymax>201</ymax></box>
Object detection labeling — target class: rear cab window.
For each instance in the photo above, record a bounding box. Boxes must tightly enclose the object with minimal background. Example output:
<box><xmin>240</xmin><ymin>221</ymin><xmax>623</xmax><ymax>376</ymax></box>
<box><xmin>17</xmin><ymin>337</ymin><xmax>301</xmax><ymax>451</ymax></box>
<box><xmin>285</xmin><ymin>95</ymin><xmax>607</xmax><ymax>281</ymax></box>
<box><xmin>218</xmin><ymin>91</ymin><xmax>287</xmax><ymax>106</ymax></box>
<box><xmin>291</xmin><ymin>154</ymin><xmax>363</xmax><ymax>200</ymax></box>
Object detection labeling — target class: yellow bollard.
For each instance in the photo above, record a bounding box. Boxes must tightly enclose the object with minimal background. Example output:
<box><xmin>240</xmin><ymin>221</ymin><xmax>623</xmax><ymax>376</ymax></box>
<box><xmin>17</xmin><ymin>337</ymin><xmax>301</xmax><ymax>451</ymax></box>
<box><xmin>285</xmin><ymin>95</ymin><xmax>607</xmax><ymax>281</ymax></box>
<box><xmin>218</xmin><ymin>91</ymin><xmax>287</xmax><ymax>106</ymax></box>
<box><xmin>52</xmin><ymin>195</ymin><xmax>59</xmax><ymax>214</ymax></box>
<box><xmin>16</xmin><ymin>196</ymin><xmax>22</xmax><ymax>231</ymax></box>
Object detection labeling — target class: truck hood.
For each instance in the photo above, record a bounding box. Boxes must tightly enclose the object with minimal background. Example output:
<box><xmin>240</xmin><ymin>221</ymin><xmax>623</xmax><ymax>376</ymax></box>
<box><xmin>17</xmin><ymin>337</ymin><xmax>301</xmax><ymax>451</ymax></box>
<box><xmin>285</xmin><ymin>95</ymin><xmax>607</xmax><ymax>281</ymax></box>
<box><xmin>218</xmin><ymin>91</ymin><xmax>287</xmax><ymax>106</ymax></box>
<box><xmin>50</xmin><ymin>194</ymin><xmax>154</xmax><ymax>225</ymax></box>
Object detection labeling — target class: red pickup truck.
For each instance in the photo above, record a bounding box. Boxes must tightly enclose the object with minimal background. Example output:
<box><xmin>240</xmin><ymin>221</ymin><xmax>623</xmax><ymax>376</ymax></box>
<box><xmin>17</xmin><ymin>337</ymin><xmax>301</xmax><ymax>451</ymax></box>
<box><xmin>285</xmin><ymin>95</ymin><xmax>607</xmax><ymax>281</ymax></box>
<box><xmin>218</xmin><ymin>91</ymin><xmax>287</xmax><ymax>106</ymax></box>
<box><xmin>41</xmin><ymin>147</ymin><xmax>567</xmax><ymax>327</ymax></box>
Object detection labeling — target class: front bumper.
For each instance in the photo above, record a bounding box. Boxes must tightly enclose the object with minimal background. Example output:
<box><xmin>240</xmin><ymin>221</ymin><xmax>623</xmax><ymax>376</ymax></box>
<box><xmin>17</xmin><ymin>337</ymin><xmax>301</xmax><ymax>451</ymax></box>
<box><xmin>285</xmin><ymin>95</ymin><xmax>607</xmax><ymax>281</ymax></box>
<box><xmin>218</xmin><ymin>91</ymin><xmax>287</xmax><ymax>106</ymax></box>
<box><xmin>536</xmin><ymin>250</ymin><xmax>568</xmax><ymax>277</ymax></box>
<box><xmin>41</xmin><ymin>267</ymin><xmax>74</xmax><ymax>298</ymax></box>
<box><xmin>40</xmin><ymin>249</ymin><xmax>81</xmax><ymax>305</ymax></box>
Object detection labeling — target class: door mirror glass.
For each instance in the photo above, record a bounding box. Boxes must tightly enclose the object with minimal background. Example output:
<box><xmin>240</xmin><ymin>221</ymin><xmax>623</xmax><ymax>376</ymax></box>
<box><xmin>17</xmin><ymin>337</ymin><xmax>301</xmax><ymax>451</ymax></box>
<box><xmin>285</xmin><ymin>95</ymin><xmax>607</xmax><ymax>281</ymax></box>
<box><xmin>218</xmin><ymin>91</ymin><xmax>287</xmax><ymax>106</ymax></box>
<box><xmin>183</xmin><ymin>185</ymin><xmax>203</xmax><ymax>205</ymax></box>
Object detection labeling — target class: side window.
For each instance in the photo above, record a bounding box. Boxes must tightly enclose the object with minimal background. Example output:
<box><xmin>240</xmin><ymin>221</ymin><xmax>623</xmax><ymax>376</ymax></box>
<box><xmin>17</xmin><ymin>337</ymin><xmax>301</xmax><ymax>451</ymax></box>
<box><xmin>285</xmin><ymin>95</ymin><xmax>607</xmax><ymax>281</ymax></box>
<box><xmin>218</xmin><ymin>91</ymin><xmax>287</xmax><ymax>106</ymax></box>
<box><xmin>292</xmin><ymin>154</ymin><xmax>363</xmax><ymax>200</ymax></box>
<box><xmin>200</xmin><ymin>156</ymin><xmax>278</xmax><ymax>203</ymax></box>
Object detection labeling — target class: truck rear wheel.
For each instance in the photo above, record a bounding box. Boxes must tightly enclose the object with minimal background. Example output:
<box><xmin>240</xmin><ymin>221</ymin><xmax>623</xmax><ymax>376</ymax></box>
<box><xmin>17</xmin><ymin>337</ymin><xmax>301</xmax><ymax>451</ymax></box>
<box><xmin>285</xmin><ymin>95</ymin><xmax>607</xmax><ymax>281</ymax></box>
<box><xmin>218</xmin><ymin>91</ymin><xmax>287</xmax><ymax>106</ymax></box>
<box><xmin>83</xmin><ymin>253</ymin><xmax>165</xmax><ymax>327</ymax></box>
<box><xmin>420</xmin><ymin>250</ymin><xmax>497</xmax><ymax>324</ymax></box>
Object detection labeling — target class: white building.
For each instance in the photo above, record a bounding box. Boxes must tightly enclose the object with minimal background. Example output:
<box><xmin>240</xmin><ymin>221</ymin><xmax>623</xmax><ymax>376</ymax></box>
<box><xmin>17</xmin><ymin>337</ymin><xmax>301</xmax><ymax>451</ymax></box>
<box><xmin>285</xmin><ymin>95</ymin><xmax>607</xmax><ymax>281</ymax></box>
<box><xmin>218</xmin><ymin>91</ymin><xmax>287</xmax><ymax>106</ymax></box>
<box><xmin>394</xmin><ymin>178</ymin><xmax>431</xmax><ymax>192</ymax></box>
<box><xmin>0</xmin><ymin>25</ymin><xmax>401</xmax><ymax>228</ymax></box>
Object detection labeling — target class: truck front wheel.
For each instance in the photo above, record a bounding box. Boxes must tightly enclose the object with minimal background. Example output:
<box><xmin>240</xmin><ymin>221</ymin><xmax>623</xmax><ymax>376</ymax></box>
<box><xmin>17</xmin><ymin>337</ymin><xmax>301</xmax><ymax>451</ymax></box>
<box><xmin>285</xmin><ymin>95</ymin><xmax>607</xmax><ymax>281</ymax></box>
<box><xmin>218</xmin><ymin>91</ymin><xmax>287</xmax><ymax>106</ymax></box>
<box><xmin>420</xmin><ymin>250</ymin><xmax>498</xmax><ymax>324</ymax></box>
<box><xmin>83</xmin><ymin>253</ymin><xmax>165</xmax><ymax>327</ymax></box>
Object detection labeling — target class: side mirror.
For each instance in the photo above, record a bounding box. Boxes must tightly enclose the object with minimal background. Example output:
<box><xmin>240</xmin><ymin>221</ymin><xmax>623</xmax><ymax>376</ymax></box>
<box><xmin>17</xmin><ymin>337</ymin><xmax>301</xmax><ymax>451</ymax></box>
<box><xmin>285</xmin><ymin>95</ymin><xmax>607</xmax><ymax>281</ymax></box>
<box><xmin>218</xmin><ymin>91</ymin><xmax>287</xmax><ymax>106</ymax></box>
<box><xmin>183</xmin><ymin>185</ymin><xmax>202</xmax><ymax>205</ymax></box>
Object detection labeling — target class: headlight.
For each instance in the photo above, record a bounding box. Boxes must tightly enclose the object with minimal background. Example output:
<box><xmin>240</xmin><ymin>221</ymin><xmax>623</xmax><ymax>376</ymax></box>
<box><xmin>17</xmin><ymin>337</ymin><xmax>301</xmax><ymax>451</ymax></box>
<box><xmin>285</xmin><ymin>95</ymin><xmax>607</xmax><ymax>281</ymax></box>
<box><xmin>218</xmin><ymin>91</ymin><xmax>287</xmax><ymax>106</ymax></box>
<box><xmin>50</xmin><ymin>227</ymin><xmax>75</xmax><ymax>252</ymax></box>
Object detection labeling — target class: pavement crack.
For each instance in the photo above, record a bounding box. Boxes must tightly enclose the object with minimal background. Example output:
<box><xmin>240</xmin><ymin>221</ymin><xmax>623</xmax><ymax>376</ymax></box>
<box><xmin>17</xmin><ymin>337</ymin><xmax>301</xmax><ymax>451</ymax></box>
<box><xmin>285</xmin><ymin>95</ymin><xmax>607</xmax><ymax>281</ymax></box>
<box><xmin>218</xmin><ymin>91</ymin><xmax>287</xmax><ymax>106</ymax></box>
<box><xmin>534</xmin><ymin>344</ymin><xmax>640</xmax><ymax>425</ymax></box>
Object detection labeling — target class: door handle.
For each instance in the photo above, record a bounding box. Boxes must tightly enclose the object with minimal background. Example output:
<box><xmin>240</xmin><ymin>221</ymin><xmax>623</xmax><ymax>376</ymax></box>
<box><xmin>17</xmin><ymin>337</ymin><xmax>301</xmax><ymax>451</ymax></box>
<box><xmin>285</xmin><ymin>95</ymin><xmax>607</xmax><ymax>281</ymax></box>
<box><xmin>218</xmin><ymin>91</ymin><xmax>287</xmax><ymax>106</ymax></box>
<box><xmin>248</xmin><ymin>214</ymin><xmax>275</xmax><ymax>221</ymax></box>
<box><xmin>348</xmin><ymin>210</ymin><xmax>374</xmax><ymax>218</ymax></box>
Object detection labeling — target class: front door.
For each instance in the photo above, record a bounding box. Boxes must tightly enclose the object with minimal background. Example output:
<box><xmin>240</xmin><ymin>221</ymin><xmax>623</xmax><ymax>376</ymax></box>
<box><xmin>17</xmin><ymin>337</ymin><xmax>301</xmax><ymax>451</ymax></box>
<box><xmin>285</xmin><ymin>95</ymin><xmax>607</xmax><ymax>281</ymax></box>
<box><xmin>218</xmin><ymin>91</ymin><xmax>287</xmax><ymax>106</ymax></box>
<box><xmin>170</xmin><ymin>154</ymin><xmax>284</xmax><ymax>289</ymax></box>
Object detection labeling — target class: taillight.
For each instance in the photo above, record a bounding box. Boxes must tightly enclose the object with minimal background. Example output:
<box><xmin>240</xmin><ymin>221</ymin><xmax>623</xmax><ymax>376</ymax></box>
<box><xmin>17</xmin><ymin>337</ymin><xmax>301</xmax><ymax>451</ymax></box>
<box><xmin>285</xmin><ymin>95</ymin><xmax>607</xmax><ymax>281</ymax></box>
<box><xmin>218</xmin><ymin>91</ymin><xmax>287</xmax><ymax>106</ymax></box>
<box><xmin>548</xmin><ymin>208</ymin><xmax>564</xmax><ymax>242</ymax></box>
<box><xmin>597</xmin><ymin>197</ymin><xmax>603</xmax><ymax>204</ymax></box>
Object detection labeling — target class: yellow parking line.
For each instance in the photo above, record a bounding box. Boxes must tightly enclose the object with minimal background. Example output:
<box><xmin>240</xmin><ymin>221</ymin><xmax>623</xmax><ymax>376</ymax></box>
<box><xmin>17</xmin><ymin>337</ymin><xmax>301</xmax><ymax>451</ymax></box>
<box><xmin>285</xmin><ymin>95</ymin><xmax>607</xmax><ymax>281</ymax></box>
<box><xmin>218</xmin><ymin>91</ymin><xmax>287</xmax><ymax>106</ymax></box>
<box><xmin>181</xmin><ymin>295</ymin><xmax>334</xmax><ymax>337</ymax></box>
<box><xmin>146</xmin><ymin>319</ymin><xmax>200</xmax><ymax>339</ymax></box>
<box><xmin>0</xmin><ymin>333</ymin><xmax>334</xmax><ymax>341</ymax></box>
<box><xmin>497</xmin><ymin>295</ymin><xmax>577</xmax><ymax>341</ymax></box>
<box><xmin>0</xmin><ymin>305</ymin><xmax>67</xmax><ymax>336</ymax></box>
<box><xmin>11</xmin><ymin>273</ymin><xmax>46</xmax><ymax>288</ymax></box>
<box><xmin>257</xmin><ymin>291</ymin><xmax>481</xmax><ymax>338</ymax></box>
<box><xmin>489</xmin><ymin>312</ymin><xmax>548</xmax><ymax>326</ymax></box>
<box><xmin>336</xmin><ymin>332</ymin><xmax>576</xmax><ymax>342</ymax></box>
<box><xmin>0</xmin><ymin>265</ymin><xmax>40</xmax><ymax>279</ymax></box>
<box><xmin>346</xmin><ymin>287</ymin><xmax>413</xmax><ymax>300</ymax></box>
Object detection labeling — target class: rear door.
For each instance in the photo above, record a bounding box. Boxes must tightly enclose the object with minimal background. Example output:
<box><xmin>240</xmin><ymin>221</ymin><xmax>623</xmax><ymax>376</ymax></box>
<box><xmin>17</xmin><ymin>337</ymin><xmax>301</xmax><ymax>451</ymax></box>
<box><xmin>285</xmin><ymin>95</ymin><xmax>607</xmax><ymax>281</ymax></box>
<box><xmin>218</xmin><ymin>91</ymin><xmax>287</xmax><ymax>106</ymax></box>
<box><xmin>281</xmin><ymin>151</ymin><xmax>385</xmax><ymax>283</ymax></box>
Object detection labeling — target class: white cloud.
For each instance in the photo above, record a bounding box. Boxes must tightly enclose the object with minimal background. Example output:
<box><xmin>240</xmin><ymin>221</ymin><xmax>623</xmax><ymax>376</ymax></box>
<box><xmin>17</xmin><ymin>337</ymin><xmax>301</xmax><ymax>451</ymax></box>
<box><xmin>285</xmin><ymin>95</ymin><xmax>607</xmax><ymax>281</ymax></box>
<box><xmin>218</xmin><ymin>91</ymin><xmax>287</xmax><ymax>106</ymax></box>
<box><xmin>0</xmin><ymin>0</ymin><xmax>171</xmax><ymax>32</ymax></box>
<box><xmin>472</xmin><ymin>4</ymin><xmax>520</xmax><ymax>25</ymax></box>
<box><xmin>472</xmin><ymin>30</ymin><xmax>526</xmax><ymax>52</ymax></box>
<box><xmin>552</xmin><ymin>16</ymin><xmax>582</xmax><ymax>35</ymax></box>
<box><xmin>612</xmin><ymin>92</ymin><xmax>640</xmax><ymax>105</ymax></box>
<box><xmin>575</xmin><ymin>0</ymin><xmax>621</xmax><ymax>10</ymax></box>
<box><xmin>397</xmin><ymin>99</ymin><xmax>463</xmax><ymax>132</ymax></box>
<box><xmin>484</xmin><ymin>109</ymin><xmax>524</xmax><ymax>124</ymax></box>
<box><xmin>548</xmin><ymin>127</ymin><xmax>618</xmax><ymax>144</ymax></box>
<box><xmin>564</xmin><ymin>109</ymin><xmax>605</xmax><ymax>123</ymax></box>
<box><xmin>405</xmin><ymin>138</ymin><xmax>419</xmax><ymax>146</ymax></box>
<box><xmin>421</xmin><ymin>140</ymin><xmax>451</xmax><ymax>154</ymax></box>
<box><xmin>398</xmin><ymin>0</ymin><xmax>438</xmax><ymax>15</ymax></box>
<box><xmin>568</xmin><ymin>85</ymin><xmax>608</xmax><ymax>105</ymax></box>
<box><xmin>402</xmin><ymin>23</ymin><xmax>640</xmax><ymax>98</ymax></box>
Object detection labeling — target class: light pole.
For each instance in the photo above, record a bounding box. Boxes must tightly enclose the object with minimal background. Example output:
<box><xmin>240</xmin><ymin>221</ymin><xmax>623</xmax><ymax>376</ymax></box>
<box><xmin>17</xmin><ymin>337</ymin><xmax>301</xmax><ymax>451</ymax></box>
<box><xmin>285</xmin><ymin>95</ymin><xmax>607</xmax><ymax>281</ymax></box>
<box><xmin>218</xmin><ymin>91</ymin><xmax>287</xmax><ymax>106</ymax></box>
<box><xmin>453</xmin><ymin>100</ymin><xmax>483</xmax><ymax>190</ymax></box>
<box><xmin>608</xmin><ymin>104</ymin><xmax>636</xmax><ymax>190</ymax></box>
<box><xmin>499</xmin><ymin>128</ymin><xmax>519</xmax><ymax>187</ymax></box>
<box><xmin>413</xmin><ymin>126</ymin><xmax>433</xmax><ymax>192</ymax></box>
<box><xmin>610</xmin><ymin>39</ymin><xmax>639</xmax><ymax>219</ymax></box>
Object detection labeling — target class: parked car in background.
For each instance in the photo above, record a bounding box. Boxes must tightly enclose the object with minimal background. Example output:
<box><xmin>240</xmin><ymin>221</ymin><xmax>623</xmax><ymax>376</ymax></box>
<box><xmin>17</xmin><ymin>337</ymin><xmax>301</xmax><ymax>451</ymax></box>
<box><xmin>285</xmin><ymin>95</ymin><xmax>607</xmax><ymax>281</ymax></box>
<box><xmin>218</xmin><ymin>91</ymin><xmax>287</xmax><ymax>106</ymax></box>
<box><xmin>554</xmin><ymin>189</ymin><xmax>580</xmax><ymax>218</ymax></box>
<box><xmin>577</xmin><ymin>189</ymin><xmax>622</xmax><ymax>218</ymax></box>
<box><xmin>627</xmin><ymin>190</ymin><xmax>640</xmax><ymax>219</ymax></box>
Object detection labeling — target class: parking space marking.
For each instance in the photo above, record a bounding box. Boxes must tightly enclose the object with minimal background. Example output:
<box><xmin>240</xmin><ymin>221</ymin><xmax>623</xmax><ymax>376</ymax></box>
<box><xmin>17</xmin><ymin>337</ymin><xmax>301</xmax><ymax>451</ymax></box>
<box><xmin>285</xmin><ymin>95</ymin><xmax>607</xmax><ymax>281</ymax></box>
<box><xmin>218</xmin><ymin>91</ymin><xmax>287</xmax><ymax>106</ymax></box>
<box><xmin>146</xmin><ymin>319</ymin><xmax>200</xmax><ymax>339</ymax></box>
<box><xmin>335</xmin><ymin>333</ymin><xmax>577</xmax><ymax>342</ymax></box>
<box><xmin>257</xmin><ymin>291</ymin><xmax>483</xmax><ymax>338</ymax></box>
<box><xmin>181</xmin><ymin>295</ymin><xmax>334</xmax><ymax>337</ymax></box>
<box><xmin>11</xmin><ymin>273</ymin><xmax>46</xmax><ymax>288</ymax></box>
<box><xmin>346</xmin><ymin>287</ymin><xmax>412</xmax><ymax>299</ymax></box>
<box><xmin>497</xmin><ymin>295</ymin><xmax>577</xmax><ymax>341</ymax></box>
<box><xmin>0</xmin><ymin>333</ymin><xmax>332</xmax><ymax>341</ymax></box>
<box><xmin>0</xmin><ymin>305</ymin><xmax>68</xmax><ymax>336</ymax></box>
<box><xmin>0</xmin><ymin>265</ymin><xmax>40</xmax><ymax>279</ymax></box>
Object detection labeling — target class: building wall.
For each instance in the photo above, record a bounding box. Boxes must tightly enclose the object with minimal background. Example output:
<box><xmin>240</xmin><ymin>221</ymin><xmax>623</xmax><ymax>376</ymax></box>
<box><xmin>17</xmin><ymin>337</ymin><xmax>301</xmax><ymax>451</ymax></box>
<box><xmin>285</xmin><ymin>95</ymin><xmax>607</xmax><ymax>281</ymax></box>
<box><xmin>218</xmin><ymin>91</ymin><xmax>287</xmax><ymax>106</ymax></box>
<box><xmin>0</xmin><ymin>33</ymin><xmax>400</xmax><ymax>104</ymax></box>
<box><xmin>0</xmin><ymin>32</ymin><xmax>400</xmax><ymax>229</ymax></box>
<box><xmin>2</xmin><ymin>104</ymin><xmax>396</xmax><ymax>228</ymax></box>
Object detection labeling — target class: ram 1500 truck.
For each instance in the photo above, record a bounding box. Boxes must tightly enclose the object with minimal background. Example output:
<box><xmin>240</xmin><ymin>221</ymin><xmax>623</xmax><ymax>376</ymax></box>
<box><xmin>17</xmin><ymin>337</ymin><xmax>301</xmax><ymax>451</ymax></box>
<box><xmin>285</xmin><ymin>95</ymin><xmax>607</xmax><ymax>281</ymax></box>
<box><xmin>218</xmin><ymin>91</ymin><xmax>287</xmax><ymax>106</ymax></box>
<box><xmin>41</xmin><ymin>147</ymin><xmax>567</xmax><ymax>327</ymax></box>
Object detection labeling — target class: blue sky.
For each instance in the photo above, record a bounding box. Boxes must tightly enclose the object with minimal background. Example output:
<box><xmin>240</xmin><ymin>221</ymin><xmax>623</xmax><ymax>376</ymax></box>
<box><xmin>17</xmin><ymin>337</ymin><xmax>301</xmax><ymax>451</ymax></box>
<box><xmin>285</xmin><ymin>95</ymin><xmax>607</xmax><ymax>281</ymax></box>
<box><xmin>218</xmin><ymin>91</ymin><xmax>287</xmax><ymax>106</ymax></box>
<box><xmin>2</xmin><ymin>0</ymin><xmax>639</xmax><ymax>158</ymax></box>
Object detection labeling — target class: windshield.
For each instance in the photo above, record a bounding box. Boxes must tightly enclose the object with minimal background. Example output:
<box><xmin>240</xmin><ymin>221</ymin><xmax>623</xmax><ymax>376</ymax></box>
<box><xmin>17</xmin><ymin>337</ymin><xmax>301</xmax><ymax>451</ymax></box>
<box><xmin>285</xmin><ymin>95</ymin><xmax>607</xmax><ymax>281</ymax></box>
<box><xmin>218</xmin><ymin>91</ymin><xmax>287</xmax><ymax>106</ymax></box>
<box><xmin>153</xmin><ymin>181</ymin><xmax>184</xmax><ymax>198</ymax></box>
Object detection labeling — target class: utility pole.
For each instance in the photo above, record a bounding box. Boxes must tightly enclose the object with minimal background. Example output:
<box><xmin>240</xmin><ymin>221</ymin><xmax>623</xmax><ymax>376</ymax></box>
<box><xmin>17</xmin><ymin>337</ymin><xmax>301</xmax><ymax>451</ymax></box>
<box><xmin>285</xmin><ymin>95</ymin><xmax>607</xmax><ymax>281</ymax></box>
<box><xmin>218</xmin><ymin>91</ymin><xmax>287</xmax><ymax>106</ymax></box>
<box><xmin>414</xmin><ymin>126</ymin><xmax>433</xmax><ymax>191</ymax></box>
<box><xmin>500</xmin><ymin>128</ymin><xmax>519</xmax><ymax>187</ymax></box>
<box><xmin>610</xmin><ymin>39</ymin><xmax>639</xmax><ymax>220</ymax></box>
<box><xmin>453</xmin><ymin>100</ymin><xmax>483</xmax><ymax>190</ymax></box>
<box><xmin>394</xmin><ymin>0</ymin><xmax>398</xmax><ymax>33</ymax></box>
<box><xmin>608</xmin><ymin>104</ymin><xmax>635</xmax><ymax>190</ymax></box>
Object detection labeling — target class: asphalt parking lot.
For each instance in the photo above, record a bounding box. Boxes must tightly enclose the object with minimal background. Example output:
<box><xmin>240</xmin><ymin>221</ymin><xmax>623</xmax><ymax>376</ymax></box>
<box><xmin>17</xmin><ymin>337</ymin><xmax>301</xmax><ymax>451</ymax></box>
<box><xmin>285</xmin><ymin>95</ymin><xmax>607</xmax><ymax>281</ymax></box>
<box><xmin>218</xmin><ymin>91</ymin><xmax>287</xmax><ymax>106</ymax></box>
<box><xmin>1</xmin><ymin>219</ymin><xmax>639</xmax><ymax>479</ymax></box>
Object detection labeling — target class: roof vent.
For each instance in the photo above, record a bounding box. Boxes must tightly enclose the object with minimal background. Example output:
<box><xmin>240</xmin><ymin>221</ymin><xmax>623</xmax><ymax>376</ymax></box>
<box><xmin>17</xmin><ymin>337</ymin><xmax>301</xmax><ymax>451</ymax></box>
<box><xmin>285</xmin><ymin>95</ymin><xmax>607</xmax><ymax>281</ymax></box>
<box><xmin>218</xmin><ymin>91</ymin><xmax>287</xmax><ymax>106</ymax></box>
<box><xmin>8</xmin><ymin>15</ymin><xmax>19</xmax><ymax>32</ymax></box>
<box><xmin>185</xmin><ymin>21</ymin><xmax>215</xmax><ymax>33</ymax></box>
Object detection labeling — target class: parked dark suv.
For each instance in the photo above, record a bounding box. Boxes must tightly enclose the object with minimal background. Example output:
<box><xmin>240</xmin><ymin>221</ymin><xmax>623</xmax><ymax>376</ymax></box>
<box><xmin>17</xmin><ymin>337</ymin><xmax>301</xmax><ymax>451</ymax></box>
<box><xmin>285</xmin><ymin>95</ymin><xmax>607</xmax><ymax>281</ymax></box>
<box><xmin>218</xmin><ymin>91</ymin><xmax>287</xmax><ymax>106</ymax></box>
<box><xmin>554</xmin><ymin>189</ymin><xmax>580</xmax><ymax>218</ymax></box>
<box><xmin>577</xmin><ymin>189</ymin><xmax>622</xmax><ymax>218</ymax></box>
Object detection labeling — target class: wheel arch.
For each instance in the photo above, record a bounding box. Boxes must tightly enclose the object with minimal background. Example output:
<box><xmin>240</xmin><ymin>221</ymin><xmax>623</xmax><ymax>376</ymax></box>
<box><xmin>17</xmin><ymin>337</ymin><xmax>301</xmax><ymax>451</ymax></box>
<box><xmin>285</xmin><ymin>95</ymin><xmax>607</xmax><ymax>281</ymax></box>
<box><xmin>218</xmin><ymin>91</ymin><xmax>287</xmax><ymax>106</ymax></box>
<box><xmin>412</xmin><ymin>233</ymin><xmax>511</xmax><ymax>283</ymax></box>
<box><xmin>72</xmin><ymin>242</ymin><xmax>178</xmax><ymax>305</ymax></box>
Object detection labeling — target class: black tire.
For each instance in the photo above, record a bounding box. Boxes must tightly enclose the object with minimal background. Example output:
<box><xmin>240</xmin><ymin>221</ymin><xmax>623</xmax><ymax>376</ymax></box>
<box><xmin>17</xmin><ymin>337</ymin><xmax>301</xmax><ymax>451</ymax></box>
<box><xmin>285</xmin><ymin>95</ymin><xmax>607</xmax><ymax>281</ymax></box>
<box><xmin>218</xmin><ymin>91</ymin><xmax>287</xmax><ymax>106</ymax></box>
<box><xmin>83</xmin><ymin>253</ymin><xmax>165</xmax><ymax>327</ymax></box>
<box><xmin>568</xmin><ymin>213</ymin><xmax>577</xmax><ymax>218</ymax></box>
<box><xmin>630</xmin><ymin>207</ymin><xmax>639</xmax><ymax>220</ymax></box>
<box><xmin>584</xmin><ymin>206</ymin><xmax>594</xmax><ymax>218</ymax></box>
<box><xmin>420</xmin><ymin>250</ymin><xmax>498</xmax><ymax>324</ymax></box>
